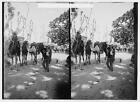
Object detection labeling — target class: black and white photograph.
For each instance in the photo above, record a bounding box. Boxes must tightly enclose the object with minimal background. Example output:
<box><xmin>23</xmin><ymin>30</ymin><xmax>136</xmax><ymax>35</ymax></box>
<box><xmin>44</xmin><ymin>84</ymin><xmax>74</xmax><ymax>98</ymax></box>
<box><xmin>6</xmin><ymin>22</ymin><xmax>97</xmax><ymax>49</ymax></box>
<box><xmin>1</xmin><ymin>0</ymin><xmax>139</xmax><ymax>101</ymax></box>
<box><xmin>71</xmin><ymin>2</ymin><xmax>138</xmax><ymax>99</ymax></box>
<box><xmin>3</xmin><ymin>2</ymin><xmax>70</xmax><ymax>99</ymax></box>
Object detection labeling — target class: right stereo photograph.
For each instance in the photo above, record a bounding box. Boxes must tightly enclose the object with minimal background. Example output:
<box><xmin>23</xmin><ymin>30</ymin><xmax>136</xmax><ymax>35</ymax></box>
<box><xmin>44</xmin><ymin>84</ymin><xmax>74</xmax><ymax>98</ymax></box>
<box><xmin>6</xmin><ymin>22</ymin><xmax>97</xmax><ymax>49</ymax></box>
<box><xmin>70</xmin><ymin>2</ymin><xmax>138</xmax><ymax>100</ymax></box>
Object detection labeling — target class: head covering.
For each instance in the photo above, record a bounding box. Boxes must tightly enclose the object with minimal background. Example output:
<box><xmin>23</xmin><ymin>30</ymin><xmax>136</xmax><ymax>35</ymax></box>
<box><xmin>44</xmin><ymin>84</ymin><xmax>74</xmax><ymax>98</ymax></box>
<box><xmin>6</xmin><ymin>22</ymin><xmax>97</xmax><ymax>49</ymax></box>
<box><xmin>77</xmin><ymin>31</ymin><xmax>80</xmax><ymax>34</ymax></box>
<box><xmin>12</xmin><ymin>32</ymin><xmax>18</xmax><ymax>41</ymax></box>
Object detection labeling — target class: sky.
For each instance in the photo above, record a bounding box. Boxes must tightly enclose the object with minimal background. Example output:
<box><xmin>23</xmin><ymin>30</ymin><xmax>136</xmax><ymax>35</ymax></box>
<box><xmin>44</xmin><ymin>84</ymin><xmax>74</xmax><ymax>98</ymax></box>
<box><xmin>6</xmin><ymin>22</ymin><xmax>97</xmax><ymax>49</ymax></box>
<box><xmin>6</xmin><ymin>2</ymin><xmax>133</xmax><ymax>42</ymax></box>
<box><xmin>7</xmin><ymin>3</ymin><xmax>68</xmax><ymax>42</ymax></box>
<box><xmin>73</xmin><ymin>2</ymin><xmax>133</xmax><ymax>42</ymax></box>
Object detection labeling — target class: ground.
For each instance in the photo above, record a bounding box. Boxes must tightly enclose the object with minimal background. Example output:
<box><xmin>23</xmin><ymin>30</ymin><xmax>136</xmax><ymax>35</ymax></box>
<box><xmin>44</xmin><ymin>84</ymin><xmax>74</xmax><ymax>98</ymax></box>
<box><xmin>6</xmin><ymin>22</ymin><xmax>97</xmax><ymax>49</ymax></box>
<box><xmin>71</xmin><ymin>52</ymin><xmax>136</xmax><ymax>99</ymax></box>
<box><xmin>4</xmin><ymin>52</ymin><xmax>70</xmax><ymax>99</ymax></box>
<box><xmin>3</xmin><ymin>52</ymin><xmax>136</xmax><ymax>99</ymax></box>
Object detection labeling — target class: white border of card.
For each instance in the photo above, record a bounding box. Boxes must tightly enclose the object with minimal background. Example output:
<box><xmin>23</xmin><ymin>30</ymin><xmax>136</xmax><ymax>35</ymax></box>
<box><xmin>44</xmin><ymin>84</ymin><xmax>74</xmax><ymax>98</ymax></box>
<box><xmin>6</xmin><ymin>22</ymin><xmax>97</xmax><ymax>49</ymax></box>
<box><xmin>0</xmin><ymin>0</ymin><xmax>139</xmax><ymax>101</ymax></box>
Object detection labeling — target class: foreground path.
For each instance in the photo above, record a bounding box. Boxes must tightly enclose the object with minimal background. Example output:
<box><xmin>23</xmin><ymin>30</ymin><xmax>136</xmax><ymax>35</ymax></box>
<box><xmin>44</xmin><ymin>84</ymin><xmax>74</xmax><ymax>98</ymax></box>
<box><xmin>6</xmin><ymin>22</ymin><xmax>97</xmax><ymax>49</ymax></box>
<box><xmin>4</xmin><ymin>53</ymin><xmax>69</xmax><ymax>99</ymax></box>
<box><xmin>71</xmin><ymin>52</ymin><xmax>136</xmax><ymax>99</ymax></box>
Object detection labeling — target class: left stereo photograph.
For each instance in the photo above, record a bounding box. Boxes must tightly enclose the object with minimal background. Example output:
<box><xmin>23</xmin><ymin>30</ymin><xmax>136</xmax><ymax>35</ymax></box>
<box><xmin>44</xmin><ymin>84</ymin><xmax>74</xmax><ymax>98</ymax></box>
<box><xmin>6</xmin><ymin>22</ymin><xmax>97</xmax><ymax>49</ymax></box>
<box><xmin>2</xmin><ymin>2</ymin><xmax>71</xmax><ymax>99</ymax></box>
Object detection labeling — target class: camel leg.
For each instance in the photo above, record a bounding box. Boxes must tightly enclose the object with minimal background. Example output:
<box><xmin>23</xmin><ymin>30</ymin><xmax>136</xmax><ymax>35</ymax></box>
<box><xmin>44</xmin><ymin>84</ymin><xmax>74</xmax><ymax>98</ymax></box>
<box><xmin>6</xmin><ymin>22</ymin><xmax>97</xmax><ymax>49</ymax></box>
<box><xmin>15</xmin><ymin>55</ymin><xmax>18</xmax><ymax>71</ymax></box>
<box><xmin>25</xmin><ymin>55</ymin><xmax>27</xmax><ymax>65</ymax></box>
<box><xmin>79</xmin><ymin>55</ymin><xmax>81</xmax><ymax>64</ymax></box>
<box><xmin>19</xmin><ymin>55</ymin><xmax>21</xmax><ymax>66</ymax></box>
<box><xmin>79</xmin><ymin>55</ymin><xmax>82</xmax><ymax>70</ymax></box>
<box><xmin>98</xmin><ymin>53</ymin><xmax>100</xmax><ymax>63</ymax></box>
<box><xmin>95</xmin><ymin>53</ymin><xmax>96</xmax><ymax>63</ymax></box>
<box><xmin>24</xmin><ymin>55</ymin><xmax>26</xmax><ymax>65</ymax></box>
<box><xmin>35</xmin><ymin>53</ymin><xmax>37</xmax><ymax>64</ymax></box>
<box><xmin>87</xmin><ymin>55</ymin><xmax>89</xmax><ymax>64</ymax></box>
<box><xmin>30</xmin><ymin>54</ymin><xmax>32</xmax><ymax>64</ymax></box>
<box><xmin>87</xmin><ymin>54</ymin><xmax>89</xmax><ymax>64</ymax></box>
<box><xmin>97</xmin><ymin>53</ymin><xmax>99</xmax><ymax>63</ymax></box>
<box><xmin>89</xmin><ymin>54</ymin><xmax>91</xmax><ymax>64</ymax></box>
<box><xmin>11</xmin><ymin>56</ymin><xmax>13</xmax><ymax>65</ymax></box>
<box><xmin>75</xmin><ymin>55</ymin><xmax>77</xmax><ymax>64</ymax></box>
<box><xmin>31</xmin><ymin>54</ymin><xmax>33</xmax><ymax>64</ymax></box>
<box><xmin>11</xmin><ymin>56</ymin><xmax>13</xmax><ymax>70</ymax></box>
<box><xmin>33</xmin><ymin>54</ymin><xmax>35</xmax><ymax>64</ymax></box>
<box><xmin>46</xmin><ymin>59</ymin><xmax>49</xmax><ymax>72</ymax></box>
<box><xmin>24</xmin><ymin>55</ymin><xmax>25</xmax><ymax>64</ymax></box>
<box><xmin>15</xmin><ymin>55</ymin><xmax>17</xmax><ymax>65</ymax></box>
<box><xmin>82</xmin><ymin>55</ymin><xmax>84</xmax><ymax>62</ymax></box>
<box><xmin>24</xmin><ymin>55</ymin><xmax>25</xmax><ymax>65</ymax></box>
<box><xmin>86</xmin><ymin>54</ymin><xmax>87</xmax><ymax>63</ymax></box>
<box><xmin>22</xmin><ymin>55</ymin><xmax>23</xmax><ymax>65</ymax></box>
<box><xmin>36</xmin><ymin>53</ymin><xmax>37</xmax><ymax>64</ymax></box>
<box><xmin>74</xmin><ymin>55</ymin><xmax>77</xmax><ymax>70</ymax></box>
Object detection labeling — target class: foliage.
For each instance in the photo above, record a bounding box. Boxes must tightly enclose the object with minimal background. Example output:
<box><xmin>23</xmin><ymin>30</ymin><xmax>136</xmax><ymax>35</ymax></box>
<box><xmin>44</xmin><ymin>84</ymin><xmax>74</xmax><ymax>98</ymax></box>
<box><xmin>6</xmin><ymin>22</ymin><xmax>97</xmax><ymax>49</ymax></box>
<box><xmin>4</xmin><ymin>2</ymin><xmax>15</xmax><ymax>30</ymax></box>
<box><xmin>111</xmin><ymin>9</ymin><xmax>134</xmax><ymax>45</ymax></box>
<box><xmin>48</xmin><ymin>9</ymin><xmax>70</xmax><ymax>46</ymax></box>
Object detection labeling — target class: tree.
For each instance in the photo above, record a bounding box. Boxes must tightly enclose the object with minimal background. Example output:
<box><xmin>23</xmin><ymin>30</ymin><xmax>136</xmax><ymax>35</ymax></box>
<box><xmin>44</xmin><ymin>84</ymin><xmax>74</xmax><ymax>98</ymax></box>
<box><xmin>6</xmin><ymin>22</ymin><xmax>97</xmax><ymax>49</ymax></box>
<box><xmin>111</xmin><ymin>9</ymin><xmax>134</xmax><ymax>45</ymax></box>
<box><xmin>4</xmin><ymin>2</ymin><xmax>15</xmax><ymax>65</ymax></box>
<box><xmin>4</xmin><ymin>2</ymin><xmax>15</xmax><ymax>30</ymax></box>
<box><xmin>48</xmin><ymin>9</ymin><xmax>69</xmax><ymax>46</ymax></box>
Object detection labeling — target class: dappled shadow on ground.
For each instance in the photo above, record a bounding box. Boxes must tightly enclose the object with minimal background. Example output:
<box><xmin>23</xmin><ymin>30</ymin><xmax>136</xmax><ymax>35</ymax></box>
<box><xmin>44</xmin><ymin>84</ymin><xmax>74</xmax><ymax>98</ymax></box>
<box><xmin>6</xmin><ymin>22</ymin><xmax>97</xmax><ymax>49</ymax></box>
<box><xmin>71</xmin><ymin>53</ymin><xmax>136</xmax><ymax>99</ymax></box>
<box><xmin>3</xmin><ymin>54</ymin><xmax>70</xmax><ymax>99</ymax></box>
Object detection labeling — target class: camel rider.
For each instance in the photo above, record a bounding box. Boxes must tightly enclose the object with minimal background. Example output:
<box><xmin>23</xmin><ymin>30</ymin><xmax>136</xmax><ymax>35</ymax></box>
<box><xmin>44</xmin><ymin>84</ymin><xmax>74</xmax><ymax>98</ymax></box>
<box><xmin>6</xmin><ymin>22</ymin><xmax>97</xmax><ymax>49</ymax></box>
<box><xmin>75</xmin><ymin>31</ymin><xmax>81</xmax><ymax>41</ymax></box>
<box><xmin>11</xmin><ymin>32</ymin><xmax>18</xmax><ymax>41</ymax></box>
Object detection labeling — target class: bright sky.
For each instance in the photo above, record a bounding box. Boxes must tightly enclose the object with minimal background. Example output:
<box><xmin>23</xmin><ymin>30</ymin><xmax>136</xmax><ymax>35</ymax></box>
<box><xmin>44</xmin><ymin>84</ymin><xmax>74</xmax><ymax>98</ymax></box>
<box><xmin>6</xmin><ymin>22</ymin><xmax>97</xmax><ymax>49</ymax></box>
<box><xmin>74</xmin><ymin>2</ymin><xmax>133</xmax><ymax>42</ymax></box>
<box><xmin>10</xmin><ymin>3</ymin><xmax>68</xmax><ymax>42</ymax></box>
<box><xmin>8</xmin><ymin>2</ymin><xmax>133</xmax><ymax>42</ymax></box>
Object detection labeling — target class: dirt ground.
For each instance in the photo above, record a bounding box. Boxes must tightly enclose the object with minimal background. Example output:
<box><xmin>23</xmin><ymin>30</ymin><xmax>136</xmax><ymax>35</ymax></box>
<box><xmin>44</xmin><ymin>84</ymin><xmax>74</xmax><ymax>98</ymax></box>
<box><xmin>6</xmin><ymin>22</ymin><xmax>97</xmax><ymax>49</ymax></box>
<box><xmin>71</xmin><ymin>52</ymin><xmax>136</xmax><ymax>99</ymax></box>
<box><xmin>3</xmin><ymin>52</ymin><xmax>70</xmax><ymax>99</ymax></box>
<box><xmin>3</xmin><ymin>52</ymin><xmax>136</xmax><ymax>99</ymax></box>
